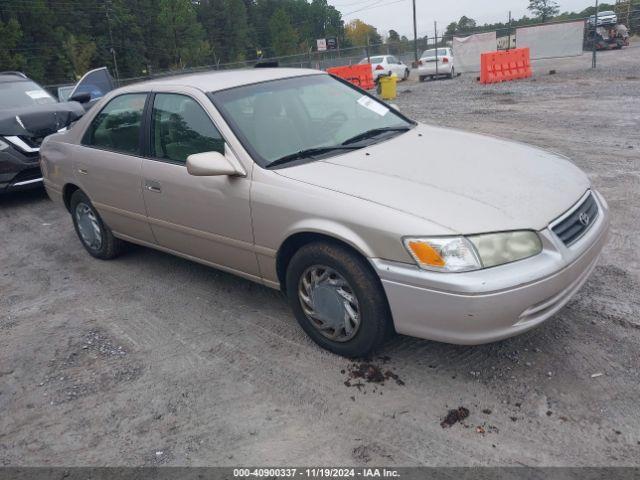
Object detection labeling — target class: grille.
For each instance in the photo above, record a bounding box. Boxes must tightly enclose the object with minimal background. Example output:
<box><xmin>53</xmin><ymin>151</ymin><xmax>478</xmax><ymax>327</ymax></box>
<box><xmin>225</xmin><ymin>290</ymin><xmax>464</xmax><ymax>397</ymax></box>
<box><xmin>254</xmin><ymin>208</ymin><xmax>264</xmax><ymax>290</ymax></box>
<box><xmin>552</xmin><ymin>193</ymin><xmax>599</xmax><ymax>246</ymax></box>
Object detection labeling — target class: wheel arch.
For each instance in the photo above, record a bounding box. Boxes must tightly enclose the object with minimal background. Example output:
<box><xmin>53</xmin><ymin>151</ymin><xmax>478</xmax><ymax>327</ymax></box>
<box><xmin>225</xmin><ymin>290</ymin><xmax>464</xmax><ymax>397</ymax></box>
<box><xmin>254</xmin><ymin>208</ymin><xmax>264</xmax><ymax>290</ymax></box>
<box><xmin>275</xmin><ymin>230</ymin><xmax>376</xmax><ymax>293</ymax></box>
<box><xmin>62</xmin><ymin>183</ymin><xmax>82</xmax><ymax>212</ymax></box>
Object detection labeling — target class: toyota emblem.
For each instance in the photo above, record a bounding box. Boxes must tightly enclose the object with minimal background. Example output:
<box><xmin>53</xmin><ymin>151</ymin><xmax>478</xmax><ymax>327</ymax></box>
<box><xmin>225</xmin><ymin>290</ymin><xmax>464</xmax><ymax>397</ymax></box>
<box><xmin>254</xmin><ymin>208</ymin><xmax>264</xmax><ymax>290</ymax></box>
<box><xmin>579</xmin><ymin>212</ymin><xmax>590</xmax><ymax>226</ymax></box>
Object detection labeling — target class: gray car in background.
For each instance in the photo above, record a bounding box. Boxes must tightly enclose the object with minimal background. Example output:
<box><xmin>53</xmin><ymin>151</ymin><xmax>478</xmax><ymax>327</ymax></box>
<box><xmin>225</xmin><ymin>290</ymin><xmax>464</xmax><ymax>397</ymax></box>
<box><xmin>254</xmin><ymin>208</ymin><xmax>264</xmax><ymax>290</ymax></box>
<box><xmin>40</xmin><ymin>69</ymin><xmax>609</xmax><ymax>357</ymax></box>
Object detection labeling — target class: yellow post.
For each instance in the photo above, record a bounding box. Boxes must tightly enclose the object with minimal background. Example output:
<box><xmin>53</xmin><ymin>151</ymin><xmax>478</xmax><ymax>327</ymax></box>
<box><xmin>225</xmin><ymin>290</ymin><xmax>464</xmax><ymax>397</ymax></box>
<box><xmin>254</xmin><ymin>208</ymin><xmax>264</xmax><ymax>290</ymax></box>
<box><xmin>379</xmin><ymin>75</ymin><xmax>397</xmax><ymax>100</ymax></box>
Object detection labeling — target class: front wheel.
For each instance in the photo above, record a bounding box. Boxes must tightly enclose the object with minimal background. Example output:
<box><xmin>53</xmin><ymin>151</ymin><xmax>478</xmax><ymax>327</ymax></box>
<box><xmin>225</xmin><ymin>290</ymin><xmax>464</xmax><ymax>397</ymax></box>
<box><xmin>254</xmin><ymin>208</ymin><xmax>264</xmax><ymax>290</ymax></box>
<box><xmin>70</xmin><ymin>190</ymin><xmax>124</xmax><ymax>260</ymax></box>
<box><xmin>403</xmin><ymin>69</ymin><xmax>410</xmax><ymax>80</ymax></box>
<box><xmin>286</xmin><ymin>242</ymin><xmax>392</xmax><ymax>358</ymax></box>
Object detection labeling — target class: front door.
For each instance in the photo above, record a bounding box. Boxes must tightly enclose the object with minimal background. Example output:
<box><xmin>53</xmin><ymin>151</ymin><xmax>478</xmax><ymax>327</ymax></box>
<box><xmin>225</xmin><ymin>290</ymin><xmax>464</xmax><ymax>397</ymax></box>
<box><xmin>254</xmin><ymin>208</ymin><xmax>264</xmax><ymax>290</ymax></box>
<box><xmin>141</xmin><ymin>92</ymin><xmax>259</xmax><ymax>278</ymax></box>
<box><xmin>74</xmin><ymin>92</ymin><xmax>155</xmax><ymax>243</ymax></box>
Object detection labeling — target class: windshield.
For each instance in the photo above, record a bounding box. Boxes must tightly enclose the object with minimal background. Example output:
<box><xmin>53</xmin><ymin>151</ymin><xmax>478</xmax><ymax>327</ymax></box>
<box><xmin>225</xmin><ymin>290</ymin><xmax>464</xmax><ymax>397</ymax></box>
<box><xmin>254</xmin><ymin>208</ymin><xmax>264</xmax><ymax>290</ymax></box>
<box><xmin>0</xmin><ymin>80</ymin><xmax>56</xmax><ymax>108</ymax></box>
<box><xmin>210</xmin><ymin>74</ymin><xmax>413</xmax><ymax>167</ymax></box>
<box><xmin>422</xmin><ymin>49</ymin><xmax>448</xmax><ymax>58</ymax></box>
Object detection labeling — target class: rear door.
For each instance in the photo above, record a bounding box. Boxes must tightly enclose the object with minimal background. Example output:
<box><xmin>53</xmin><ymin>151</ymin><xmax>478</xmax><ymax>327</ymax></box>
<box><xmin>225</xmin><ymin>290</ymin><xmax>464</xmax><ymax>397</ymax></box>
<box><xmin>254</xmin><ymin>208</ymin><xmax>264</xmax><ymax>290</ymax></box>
<box><xmin>140</xmin><ymin>91</ymin><xmax>259</xmax><ymax>278</ymax></box>
<box><xmin>75</xmin><ymin>92</ymin><xmax>156</xmax><ymax>243</ymax></box>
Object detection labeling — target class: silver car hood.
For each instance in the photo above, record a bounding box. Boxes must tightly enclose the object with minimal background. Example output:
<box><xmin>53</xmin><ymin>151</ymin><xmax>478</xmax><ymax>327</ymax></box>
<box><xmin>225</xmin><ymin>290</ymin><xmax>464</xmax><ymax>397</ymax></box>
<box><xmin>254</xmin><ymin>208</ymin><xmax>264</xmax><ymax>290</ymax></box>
<box><xmin>275</xmin><ymin>123</ymin><xmax>590</xmax><ymax>234</ymax></box>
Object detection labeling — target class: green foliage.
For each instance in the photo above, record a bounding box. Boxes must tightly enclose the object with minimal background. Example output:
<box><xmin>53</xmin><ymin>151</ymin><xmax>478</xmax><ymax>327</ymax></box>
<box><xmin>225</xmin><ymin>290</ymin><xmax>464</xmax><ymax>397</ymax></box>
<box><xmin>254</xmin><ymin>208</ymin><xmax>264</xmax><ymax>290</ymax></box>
<box><xmin>157</xmin><ymin>0</ymin><xmax>210</xmax><ymax>69</ymax></box>
<box><xmin>0</xmin><ymin>0</ymin><xmax>347</xmax><ymax>85</ymax></box>
<box><xmin>344</xmin><ymin>19</ymin><xmax>381</xmax><ymax>46</ymax></box>
<box><xmin>269</xmin><ymin>7</ymin><xmax>299</xmax><ymax>56</ymax></box>
<box><xmin>63</xmin><ymin>34</ymin><xmax>97</xmax><ymax>79</ymax></box>
<box><xmin>0</xmin><ymin>18</ymin><xmax>25</xmax><ymax>71</ymax></box>
<box><xmin>527</xmin><ymin>0</ymin><xmax>560</xmax><ymax>23</ymax></box>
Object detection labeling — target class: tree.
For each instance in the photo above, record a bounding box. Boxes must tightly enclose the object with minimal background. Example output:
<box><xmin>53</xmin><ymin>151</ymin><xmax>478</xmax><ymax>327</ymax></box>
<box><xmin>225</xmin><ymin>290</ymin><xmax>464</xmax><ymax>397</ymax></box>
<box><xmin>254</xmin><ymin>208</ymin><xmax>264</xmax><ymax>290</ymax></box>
<box><xmin>198</xmin><ymin>0</ymin><xmax>251</xmax><ymax>64</ymax></box>
<box><xmin>445</xmin><ymin>21</ymin><xmax>458</xmax><ymax>36</ymax></box>
<box><xmin>344</xmin><ymin>19</ymin><xmax>381</xmax><ymax>46</ymax></box>
<box><xmin>457</xmin><ymin>16</ymin><xmax>477</xmax><ymax>33</ymax></box>
<box><xmin>63</xmin><ymin>34</ymin><xmax>96</xmax><ymax>79</ymax></box>
<box><xmin>157</xmin><ymin>0</ymin><xmax>210</xmax><ymax>68</ymax></box>
<box><xmin>0</xmin><ymin>18</ymin><xmax>26</xmax><ymax>72</ymax></box>
<box><xmin>528</xmin><ymin>0</ymin><xmax>560</xmax><ymax>23</ymax></box>
<box><xmin>269</xmin><ymin>8</ymin><xmax>299</xmax><ymax>56</ymax></box>
<box><xmin>1</xmin><ymin>0</ymin><xmax>350</xmax><ymax>82</ymax></box>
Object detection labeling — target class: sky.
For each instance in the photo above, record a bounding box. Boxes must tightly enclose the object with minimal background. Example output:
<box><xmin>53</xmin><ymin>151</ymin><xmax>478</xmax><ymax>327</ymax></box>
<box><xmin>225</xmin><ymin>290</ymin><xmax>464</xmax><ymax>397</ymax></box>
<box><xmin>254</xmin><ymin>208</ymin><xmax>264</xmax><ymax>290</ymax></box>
<box><xmin>327</xmin><ymin>0</ymin><xmax>598</xmax><ymax>38</ymax></box>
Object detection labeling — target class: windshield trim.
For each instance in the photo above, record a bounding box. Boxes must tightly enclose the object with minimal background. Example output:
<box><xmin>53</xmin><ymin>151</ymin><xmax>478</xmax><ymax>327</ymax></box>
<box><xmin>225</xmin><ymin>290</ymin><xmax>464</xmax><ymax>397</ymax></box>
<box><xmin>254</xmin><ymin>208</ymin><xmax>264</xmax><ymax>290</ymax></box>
<box><xmin>208</xmin><ymin>74</ymin><xmax>416</xmax><ymax>169</ymax></box>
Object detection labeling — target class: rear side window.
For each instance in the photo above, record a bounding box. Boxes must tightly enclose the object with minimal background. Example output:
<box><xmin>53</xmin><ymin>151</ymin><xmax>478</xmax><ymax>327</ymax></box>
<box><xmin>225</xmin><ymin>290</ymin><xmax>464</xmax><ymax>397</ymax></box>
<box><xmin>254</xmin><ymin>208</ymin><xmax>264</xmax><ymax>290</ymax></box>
<box><xmin>150</xmin><ymin>93</ymin><xmax>224</xmax><ymax>164</ymax></box>
<box><xmin>83</xmin><ymin>93</ymin><xmax>147</xmax><ymax>155</ymax></box>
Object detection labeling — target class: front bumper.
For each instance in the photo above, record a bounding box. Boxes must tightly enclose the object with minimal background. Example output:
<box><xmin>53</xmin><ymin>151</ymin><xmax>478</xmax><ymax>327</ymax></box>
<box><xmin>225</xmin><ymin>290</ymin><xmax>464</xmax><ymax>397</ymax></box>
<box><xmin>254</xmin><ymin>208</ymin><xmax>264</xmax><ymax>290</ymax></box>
<box><xmin>372</xmin><ymin>190</ymin><xmax>610</xmax><ymax>345</ymax></box>
<box><xmin>0</xmin><ymin>143</ymin><xmax>42</xmax><ymax>193</ymax></box>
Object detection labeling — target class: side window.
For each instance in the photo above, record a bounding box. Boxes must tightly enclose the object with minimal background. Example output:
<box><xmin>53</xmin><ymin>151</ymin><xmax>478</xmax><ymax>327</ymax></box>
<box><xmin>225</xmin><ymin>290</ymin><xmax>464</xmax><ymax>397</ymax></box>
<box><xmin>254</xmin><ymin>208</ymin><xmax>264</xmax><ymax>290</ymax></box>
<box><xmin>151</xmin><ymin>93</ymin><xmax>224</xmax><ymax>164</ymax></box>
<box><xmin>83</xmin><ymin>93</ymin><xmax>147</xmax><ymax>155</ymax></box>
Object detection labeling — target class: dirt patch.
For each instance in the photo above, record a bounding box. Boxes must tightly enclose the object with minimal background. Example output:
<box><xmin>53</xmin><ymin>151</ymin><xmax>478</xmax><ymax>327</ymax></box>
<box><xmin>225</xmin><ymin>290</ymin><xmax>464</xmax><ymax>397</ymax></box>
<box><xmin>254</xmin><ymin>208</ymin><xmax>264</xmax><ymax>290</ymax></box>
<box><xmin>441</xmin><ymin>407</ymin><xmax>470</xmax><ymax>428</ymax></box>
<box><xmin>40</xmin><ymin>328</ymin><xmax>144</xmax><ymax>405</ymax></box>
<box><xmin>344</xmin><ymin>361</ymin><xmax>405</xmax><ymax>387</ymax></box>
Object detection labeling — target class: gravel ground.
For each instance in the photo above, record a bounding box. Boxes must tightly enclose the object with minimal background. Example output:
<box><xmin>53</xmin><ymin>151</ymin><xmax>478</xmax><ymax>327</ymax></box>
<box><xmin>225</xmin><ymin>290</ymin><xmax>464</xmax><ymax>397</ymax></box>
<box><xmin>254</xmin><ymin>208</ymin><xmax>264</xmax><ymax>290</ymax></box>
<box><xmin>1</xmin><ymin>45</ymin><xmax>639</xmax><ymax>467</ymax></box>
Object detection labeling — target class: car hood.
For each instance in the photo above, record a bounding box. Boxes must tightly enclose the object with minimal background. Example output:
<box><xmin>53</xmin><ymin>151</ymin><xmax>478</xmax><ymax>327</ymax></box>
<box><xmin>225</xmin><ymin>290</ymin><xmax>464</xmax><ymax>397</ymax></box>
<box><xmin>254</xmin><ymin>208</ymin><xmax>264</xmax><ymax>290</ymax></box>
<box><xmin>274</xmin><ymin>123</ymin><xmax>590</xmax><ymax>234</ymax></box>
<box><xmin>0</xmin><ymin>102</ymin><xmax>85</xmax><ymax>137</ymax></box>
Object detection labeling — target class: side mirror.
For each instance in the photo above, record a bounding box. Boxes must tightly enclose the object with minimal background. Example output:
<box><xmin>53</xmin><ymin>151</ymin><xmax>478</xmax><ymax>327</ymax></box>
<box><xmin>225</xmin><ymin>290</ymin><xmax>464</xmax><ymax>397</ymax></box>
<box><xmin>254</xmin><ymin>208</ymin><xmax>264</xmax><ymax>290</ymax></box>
<box><xmin>69</xmin><ymin>92</ymin><xmax>91</xmax><ymax>104</ymax></box>
<box><xmin>186</xmin><ymin>151</ymin><xmax>244</xmax><ymax>177</ymax></box>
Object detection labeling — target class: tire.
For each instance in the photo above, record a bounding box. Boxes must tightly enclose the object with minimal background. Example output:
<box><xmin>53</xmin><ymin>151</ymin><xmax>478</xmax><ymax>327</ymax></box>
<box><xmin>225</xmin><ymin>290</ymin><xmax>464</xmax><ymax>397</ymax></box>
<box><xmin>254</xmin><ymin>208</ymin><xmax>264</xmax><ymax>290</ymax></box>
<box><xmin>448</xmin><ymin>67</ymin><xmax>455</xmax><ymax>79</ymax></box>
<box><xmin>419</xmin><ymin>75</ymin><xmax>426</xmax><ymax>82</ymax></box>
<box><xmin>70</xmin><ymin>190</ymin><xmax>124</xmax><ymax>260</ymax></box>
<box><xmin>403</xmin><ymin>69</ymin><xmax>410</xmax><ymax>80</ymax></box>
<box><xmin>285</xmin><ymin>242</ymin><xmax>392</xmax><ymax>358</ymax></box>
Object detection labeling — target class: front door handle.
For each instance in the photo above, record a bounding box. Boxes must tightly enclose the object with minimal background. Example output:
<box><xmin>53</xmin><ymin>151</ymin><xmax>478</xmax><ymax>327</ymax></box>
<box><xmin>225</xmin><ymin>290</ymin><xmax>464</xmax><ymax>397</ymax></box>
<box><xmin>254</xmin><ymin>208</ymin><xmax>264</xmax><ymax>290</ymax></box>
<box><xmin>78</xmin><ymin>168</ymin><xmax>88</xmax><ymax>175</ymax></box>
<box><xmin>144</xmin><ymin>180</ymin><xmax>162</xmax><ymax>193</ymax></box>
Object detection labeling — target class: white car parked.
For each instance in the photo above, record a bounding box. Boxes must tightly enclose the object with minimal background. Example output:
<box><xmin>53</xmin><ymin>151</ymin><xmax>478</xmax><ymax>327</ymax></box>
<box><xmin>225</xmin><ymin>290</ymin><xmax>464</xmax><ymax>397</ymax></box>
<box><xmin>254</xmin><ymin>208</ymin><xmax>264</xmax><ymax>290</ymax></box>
<box><xmin>360</xmin><ymin>55</ymin><xmax>410</xmax><ymax>81</ymax></box>
<box><xmin>418</xmin><ymin>48</ymin><xmax>456</xmax><ymax>81</ymax></box>
<box><xmin>588</xmin><ymin>10</ymin><xmax>617</xmax><ymax>27</ymax></box>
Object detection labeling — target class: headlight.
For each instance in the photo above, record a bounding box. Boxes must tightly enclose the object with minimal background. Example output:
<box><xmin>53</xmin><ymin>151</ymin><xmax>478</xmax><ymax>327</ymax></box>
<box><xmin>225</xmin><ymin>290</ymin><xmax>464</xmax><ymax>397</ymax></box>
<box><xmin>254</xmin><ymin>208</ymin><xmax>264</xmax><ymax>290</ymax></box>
<box><xmin>404</xmin><ymin>231</ymin><xmax>542</xmax><ymax>272</ymax></box>
<box><xmin>468</xmin><ymin>231</ymin><xmax>542</xmax><ymax>268</ymax></box>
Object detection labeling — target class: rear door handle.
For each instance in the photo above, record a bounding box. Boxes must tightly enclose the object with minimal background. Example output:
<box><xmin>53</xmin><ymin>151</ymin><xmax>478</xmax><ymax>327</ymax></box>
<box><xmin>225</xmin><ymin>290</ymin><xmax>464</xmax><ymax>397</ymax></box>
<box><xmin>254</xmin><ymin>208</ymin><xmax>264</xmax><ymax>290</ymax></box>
<box><xmin>144</xmin><ymin>180</ymin><xmax>162</xmax><ymax>193</ymax></box>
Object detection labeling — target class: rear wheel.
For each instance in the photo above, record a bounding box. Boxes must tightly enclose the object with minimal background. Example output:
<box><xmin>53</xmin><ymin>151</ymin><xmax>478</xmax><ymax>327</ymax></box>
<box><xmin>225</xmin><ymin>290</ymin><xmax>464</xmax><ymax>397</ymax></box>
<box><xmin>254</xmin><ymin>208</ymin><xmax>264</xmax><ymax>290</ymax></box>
<box><xmin>286</xmin><ymin>242</ymin><xmax>392</xmax><ymax>358</ymax></box>
<box><xmin>448</xmin><ymin>67</ymin><xmax>455</xmax><ymax>79</ymax></box>
<box><xmin>419</xmin><ymin>75</ymin><xmax>426</xmax><ymax>82</ymax></box>
<box><xmin>70</xmin><ymin>190</ymin><xmax>123</xmax><ymax>260</ymax></box>
<box><xmin>403</xmin><ymin>68</ymin><xmax>410</xmax><ymax>80</ymax></box>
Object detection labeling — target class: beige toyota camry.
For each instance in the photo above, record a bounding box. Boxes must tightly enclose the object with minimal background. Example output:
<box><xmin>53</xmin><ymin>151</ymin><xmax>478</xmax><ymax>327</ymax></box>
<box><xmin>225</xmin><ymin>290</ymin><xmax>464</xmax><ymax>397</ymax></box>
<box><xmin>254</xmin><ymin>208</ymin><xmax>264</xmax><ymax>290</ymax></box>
<box><xmin>40</xmin><ymin>69</ymin><xmax>610</xmax><ymax>357</ymax></box>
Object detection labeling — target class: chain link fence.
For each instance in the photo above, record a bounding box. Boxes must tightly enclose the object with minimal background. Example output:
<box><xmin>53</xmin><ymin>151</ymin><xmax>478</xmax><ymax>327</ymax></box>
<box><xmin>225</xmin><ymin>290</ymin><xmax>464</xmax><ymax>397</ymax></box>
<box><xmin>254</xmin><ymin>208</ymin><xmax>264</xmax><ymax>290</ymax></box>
<box><xmin>43</xmin><ymin>6</ymin><xmax>640</xmax><ymax>93</ymax></box>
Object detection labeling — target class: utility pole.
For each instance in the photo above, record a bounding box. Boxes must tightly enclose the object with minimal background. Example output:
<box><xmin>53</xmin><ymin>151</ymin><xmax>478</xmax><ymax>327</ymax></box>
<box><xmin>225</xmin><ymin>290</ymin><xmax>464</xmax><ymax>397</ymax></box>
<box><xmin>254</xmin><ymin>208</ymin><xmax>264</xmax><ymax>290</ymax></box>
<box><xmin>105</xmin><ymin>2</ymin><xmax>120</xmax><ymax>84</ymax></box>
<box><xmin>434</xmin><ymin>21</ymin><xmax>438</xmax><ymax>76</ymax></box>
<box><xmin>507</xmin><ymin>11</ymin><xmax>512</xmax><ymax>51</ymax></box>
<box><xmin>366</xmin><ymin>33</ymin><xmax>371</xmax><ymax>64</ymax></box>
<box><xmin>412</xmin><ymin>0</ymin><xmax>418</xmax><ymax>65</ymax></box>
<box><xmin>592</xmin><ymin>0</ymin><xmax>599</xmax><ymax>68</ymax></box>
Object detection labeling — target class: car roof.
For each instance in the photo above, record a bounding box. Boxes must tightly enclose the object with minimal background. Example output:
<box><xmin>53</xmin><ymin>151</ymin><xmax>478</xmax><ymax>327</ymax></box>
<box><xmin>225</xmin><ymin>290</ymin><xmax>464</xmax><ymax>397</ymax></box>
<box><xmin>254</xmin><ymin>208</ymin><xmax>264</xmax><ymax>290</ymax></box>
<box><xmin>0</xmin><ymin>71</ymin><xmax>29</xmax><ymax>83</ymax></box>
<box><xmin>119</xmin><ymin>68</ymin><xmax>325</xmax><ymax>93</ymax></box>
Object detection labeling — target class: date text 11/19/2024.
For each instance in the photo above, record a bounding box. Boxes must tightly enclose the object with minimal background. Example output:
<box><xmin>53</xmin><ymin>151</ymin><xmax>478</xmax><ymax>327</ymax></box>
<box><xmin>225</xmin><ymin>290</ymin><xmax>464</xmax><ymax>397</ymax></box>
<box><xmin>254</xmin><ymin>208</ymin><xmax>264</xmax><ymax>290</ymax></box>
<box><xmin>233</xmin><ymin>468</ymin><xmax>400</xmax><ymax>478</ymax></box>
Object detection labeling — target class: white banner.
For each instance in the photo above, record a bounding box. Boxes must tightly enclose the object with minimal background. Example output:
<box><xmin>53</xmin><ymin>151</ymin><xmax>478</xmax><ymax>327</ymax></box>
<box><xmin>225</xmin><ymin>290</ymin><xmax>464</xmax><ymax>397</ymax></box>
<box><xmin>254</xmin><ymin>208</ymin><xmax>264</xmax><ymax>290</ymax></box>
<box><xmin>452</xmin><ymin>32</ymin><xmax>497</xmax><ymax>73</ymax></box>
<box><xmin>516</xmin><ymin>21</ymin><xmax>584</xmax><ymax>60</ymax></box>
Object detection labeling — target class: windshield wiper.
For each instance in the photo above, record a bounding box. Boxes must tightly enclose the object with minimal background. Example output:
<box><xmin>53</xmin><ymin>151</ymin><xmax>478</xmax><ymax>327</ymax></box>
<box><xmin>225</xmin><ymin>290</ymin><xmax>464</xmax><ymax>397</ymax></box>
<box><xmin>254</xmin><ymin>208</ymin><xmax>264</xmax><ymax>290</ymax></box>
<box><xmin>267</xmin><ymin>146</ymin><xmax>362</xmax><ymax>169</ymax></box>
<box><xmin>341</xmin><ymin>126</ymin><xmax>411</xmax><ymax>146</ymax></box>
